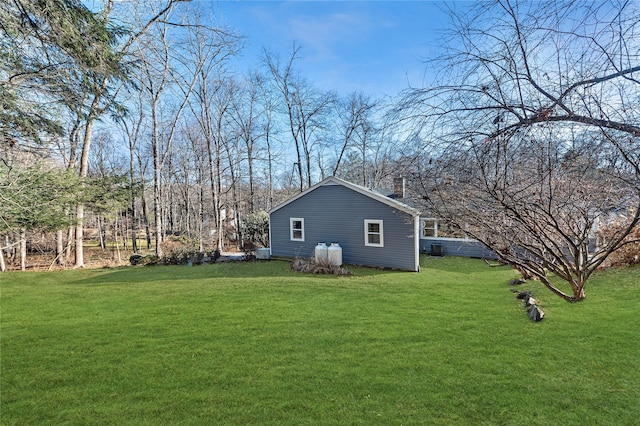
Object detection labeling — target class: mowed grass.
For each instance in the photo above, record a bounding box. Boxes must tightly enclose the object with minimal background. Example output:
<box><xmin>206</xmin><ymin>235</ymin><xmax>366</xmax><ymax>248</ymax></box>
<box><xmin>1</xmin><ymin>257</ymin><xmax>639</xmax><ymax>425</ymax></box>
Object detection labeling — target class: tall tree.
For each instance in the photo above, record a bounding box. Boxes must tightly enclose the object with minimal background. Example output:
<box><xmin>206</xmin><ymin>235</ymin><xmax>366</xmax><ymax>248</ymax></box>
<box><xmin>253</xmin><ymin>70</ymin><xmax>281</xmax><ymax>210</ymax></box>
<box><xmin>397</xmin><ymin>0</ymin><xmax>640</xmax><ymax>301</ymax></box>
<box><xmin>183</xmin><ymin>15</ymin><xmax>241</xmax><ymax>250</ymax></box>
<box><xmin>1</xmin><ymin>0</ymin><xmax>133</xmax><ymax>267</ymax></box>
<box><xmin>264</xmin><ymin>45</ymin><xmax>336</xmax><ymax>191</ymax></box>
<box><xmin>135</xmin><ymin>17</ymin><xmax>193</xmax><ymax>258</ymax></box>
<box><xmin>230</xmin><ymin>75</ymin><xmax>263</xmax><ymax>212</ymax></box>
<box><xmin>70</xmin><ymin>0</ymin><xmax>186</xmax><ymax>267</ymax></box>
<box><xmin>0</xmin><ymin>0</ymin><xmax>122</xmax><ymax>150</ymax></box>
<box><xmin>333</xmin><ymin>92</ymin><xmax>378</xmax><ymax>182</ymax></box>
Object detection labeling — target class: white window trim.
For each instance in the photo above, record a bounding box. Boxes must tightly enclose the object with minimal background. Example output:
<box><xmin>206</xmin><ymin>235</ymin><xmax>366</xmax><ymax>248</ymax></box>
<box><xmin>290</xmin><ymin>217</ymin><xmax>305</xmax><ymax>241</ymax></box>
<box><xmin>364</xmin><ymin>219</ymin><xmax>384</xmax><ymax>247</ymax></box>
<box><xmin>420</xmin><ymin>218</ymin><xmax>474</xmax><ymax>241</ymax></box>
<box><xmin>421</xmin><ymin>218</ymin><xmax>437</xmax><ymax>238</ymax></box>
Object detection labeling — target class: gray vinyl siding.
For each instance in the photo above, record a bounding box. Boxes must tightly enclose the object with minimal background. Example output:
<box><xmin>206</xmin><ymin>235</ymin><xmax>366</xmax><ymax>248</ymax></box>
<box><xmin>270</xmin><ymin>184</ymin><xmax>418</xmax><ymax>271</ymax></box>
<box><xmin>420</xmin><ymin>238</ymin><xmax>497</xmax><ymax>259</ymax></box>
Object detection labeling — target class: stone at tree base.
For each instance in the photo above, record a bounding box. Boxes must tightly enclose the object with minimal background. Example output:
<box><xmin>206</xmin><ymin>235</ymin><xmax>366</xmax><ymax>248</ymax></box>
<box><xmin>527</xmin><ymin>305</ymin><xmax>545</xmax><ymax>322</ymax></box>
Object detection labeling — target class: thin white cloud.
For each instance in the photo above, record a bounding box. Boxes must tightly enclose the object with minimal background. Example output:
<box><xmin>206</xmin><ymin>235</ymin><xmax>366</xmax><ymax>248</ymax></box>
<box><xmin>288</xmin><ymin>11</ymin><xmax>373</xmax><ymax>61</ymax></box>
<box><xmin>214</xmin><ymin>0</ymin><xmax>443</xmax><ymax>97</ymax></box>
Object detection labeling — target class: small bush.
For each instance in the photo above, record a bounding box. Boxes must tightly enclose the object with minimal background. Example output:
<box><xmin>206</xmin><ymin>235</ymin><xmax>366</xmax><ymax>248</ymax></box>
<box><xmin>143</xmin><ymin>254</ymin><xmax>159</xmax><ymax>265</ymax></box>
<box><xmin>600</xmin><ymin>219</ymin><xmax>640</xmax><ymax>267</ymax></box>
<box><xmin>242</xmin><ymin>211</ymin><xmax>270</xmax><ymax>247</ymax></box>
<box><xmin>160</xmin><ymin>236</ymin><xmax>199</xmax><ymax>265</ymax></box>
<box><xmin>241</xmin><ymin>241</ymin><xmax>257</xmax><ymax>262</ymax></box>
<box><xmin>291</xmin><ymin>258</ymin><xmax>351</xmax><ymax>276</ymax></box>
<box><xmin>603</xmin><ymin>240</ymin><xmax>640</xmax><ymax>267</ymax></box>
<box><xmin>130</xmin><ymin>254</ymin><xmax>158</xmax><ymax>266</ymax></box>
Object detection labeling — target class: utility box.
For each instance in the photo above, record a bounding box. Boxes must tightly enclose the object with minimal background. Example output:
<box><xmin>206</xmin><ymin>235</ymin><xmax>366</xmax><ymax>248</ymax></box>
<box><xmin>431</xmin><ymin>243</ymin><xmax>444</xmax><ymax>257</ymax></box>
<box><xmin>256</xmin><ymin>248</ymin><xmax>271</xmax><ymax>260</ymax></box>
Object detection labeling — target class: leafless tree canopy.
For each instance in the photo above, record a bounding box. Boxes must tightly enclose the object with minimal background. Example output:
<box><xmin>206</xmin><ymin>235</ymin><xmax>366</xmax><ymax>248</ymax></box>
<box><xmin>398</xmin><ymin>0</ymin><xmax>640</xmax><ymax>301</ymax></box>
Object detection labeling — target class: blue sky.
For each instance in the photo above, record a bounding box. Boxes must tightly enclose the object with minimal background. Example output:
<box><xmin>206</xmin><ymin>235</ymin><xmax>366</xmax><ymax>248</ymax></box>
<box><xmin>207</xmin><ymin>1</ymin><xmax>453</xmax><ymax>99</ymax></box>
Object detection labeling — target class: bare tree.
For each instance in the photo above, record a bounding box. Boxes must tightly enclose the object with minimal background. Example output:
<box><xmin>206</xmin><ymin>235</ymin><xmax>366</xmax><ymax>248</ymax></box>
<box><xmin>253</xmin><ymin>70</ymin><xmax>282</xmax><ymax>210</ymax></box>
<box><xmin>333</xmin><ymin>92</ymin><xmax>379</xmax><ymax>182</ymax></box>
<box><xmin>230</xmin><ymin>75</ymin><xmax>263</xmax><ymax>212</ymax></box>
<box><xmin>136</xmin><ymin>19</ymin><xmax>188</xmax><ymax>258</ymax></box>
<box><xmin>264</xmin><ymin>45</ymin><xmax>336</xmax><ymax>191</ymax></box>
<box><xmin>421</xmin><ymin>128</ymin><xmax>638</xmax><ymax>302</ymax></box>
<box><xmin>116</xmin><ymin>89</ymin><xmax>148</xmax><ymax>254</ymax></box>
<box><xmin>397</xmin><ymin>0</ymin><xmax>640</xmax><ymax>301</ymax></box>
<box><xmin>181</xmin><ymin>15</ymin><xmax>241</xmax><ymax>250</ymax></box>
<box><xmin>134</xmin><ymin>7</ymin><xmax>239</xmax><ymax>257</ymax></box>
<box><xmin>71</xmin><ymin>0</ymin><xmax>186</xmax><ymax>267</ymax></box>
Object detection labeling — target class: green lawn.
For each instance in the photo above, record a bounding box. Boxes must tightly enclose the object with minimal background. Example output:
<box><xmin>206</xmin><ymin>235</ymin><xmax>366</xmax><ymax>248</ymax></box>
<box><xmin>1</xmin><ymin>257</ymin><xmax>639</xmax><ymax>425</ymax></box>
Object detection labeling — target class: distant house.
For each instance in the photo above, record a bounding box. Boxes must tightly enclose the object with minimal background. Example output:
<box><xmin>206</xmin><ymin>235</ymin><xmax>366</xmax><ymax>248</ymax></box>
<box><xmin>269</xmin><ymin>176</ymin><xmax>421</xmax><ymax>271</ymax></box>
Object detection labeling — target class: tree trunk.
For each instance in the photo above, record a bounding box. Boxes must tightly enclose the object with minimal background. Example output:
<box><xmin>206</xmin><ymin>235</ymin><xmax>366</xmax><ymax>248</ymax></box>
<box><xmin>20</xmin><ymin>228</ymin><xmax>26</xmax><ymax>271</ymax></box>
<box><xmin>198</xmin><ymin>185</ymin><xmax>204</xmax><ymax>252</ymax></box>
<box><xmin>151</xmin><ymin>96</ymin><xmax>164</xmax><ymax>258</ymax></box>
<box><xmin>266</xmin><ymin>132</ymin><xmax>274</xmax><ymax>210</ymax></box>
<box><xmin>0</xmin><ymin>241</ymin><xmax>5</xmax><ymax>272</ymax></box>
<box><xmin>225</xmin><ymin>144</ymin><xmax>241</xmax><ymax>249</ymax></box>
<box><xmin>539</xmin><ymin>275</ymin><xmax>586</xmax><ymax>302</ymax></box>
<box><xmin>154</xmin><ymin>167</ymin><xmax>163</xmax><ymax>258</ymax></box>
<box><xmin>75</xmin><ymin>203</ymin><xmax>85</xmax><ymax>268</ymax></box>
<box><xmin>114</xmin><ymin>213</ymin><xmax>121</xmax><ymax>263</ymax></box>
<box><xmin>98</xmin><ymin>216</ymin><xmax>106</xmax><ymax>250</ymax></box>
<box><xmin>141</xmin><ymin>191</ymin><xmax>152</xmax><ymax>250</ymax></box>
<box><xmin>205</xmin><ymin>135</ymin><xmax>222</xmax><ymax>251</ymax></box>
<box><xmin>65</xmin><ymin>226</ymin><xmax>73</xmax><ymax>264</ymax></box>
<box><xmin>75</xmin><ymin>109</ymin><xmax>97</xmax><ymax>268</ymax></box>
<box><xmin>56</xmin><ymin>230</ymin><xmax>64</xmax><ymax>265</ymax></box>
<box><xmin>121</xmin><ymin>210</ymin><xmax>127</xmax><ymax>251</ymax></box>
<box><xmin>131</xmin><ymin>204</ymin><xmax>138</xmax><ymax>254</ymax></box>
<box><xmin>247</xmin><ymin>145</ymin><xmax>255</xmax><ymax>212</ymax></box>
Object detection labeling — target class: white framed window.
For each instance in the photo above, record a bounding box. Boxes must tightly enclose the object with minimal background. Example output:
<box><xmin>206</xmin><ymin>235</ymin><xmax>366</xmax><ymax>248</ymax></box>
<box><xmin>290</xmin><ymin>218</ymin><xmax>305</xmax><ymax>241</ymax></box>
<box><xmin>364</xmin><ymin>219</ymin><xmax>384</xmax><ymax>247</ymax></box>
<box><xmin>422</xmin><ymin>219</ymin><xmax>436</xmax><ymax>237</ymax></box>
<box><xmin>421</xmin><ymin>218</ymin><xmax>469</xmax><ymax>239</ymax></box>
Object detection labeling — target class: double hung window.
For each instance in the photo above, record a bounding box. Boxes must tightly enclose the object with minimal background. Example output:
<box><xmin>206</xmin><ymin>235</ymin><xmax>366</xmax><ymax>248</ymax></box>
<box><xmin>421</xmin><ymin>218</ymin><xmax>468</xmax><ymax>239</ymax></box>
<box><xmin>290</xmin><ymin>218</ymin><xmax>305</xmax><ymax>241</ymax></box>
<box><xmin>422</xmin><ymin>219</ymin><xmax>436</xmax><ymax>237</ymax></box>
<box><xmin>364</xmin><ymin>220</ymin><xmax>384</xmax><ymax>247</ymax></box>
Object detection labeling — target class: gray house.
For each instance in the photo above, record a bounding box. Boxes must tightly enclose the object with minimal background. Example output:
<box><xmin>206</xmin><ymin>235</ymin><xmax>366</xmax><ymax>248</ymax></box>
<box><xmin>269</xmin><ymin>176</ymin><xmax>421</xmax><ymax>271</ymax></box>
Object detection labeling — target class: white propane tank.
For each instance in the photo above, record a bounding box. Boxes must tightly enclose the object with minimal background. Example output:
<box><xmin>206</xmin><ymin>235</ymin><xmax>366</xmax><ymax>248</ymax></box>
<box><xmin>315</xmin><ymin>243</ymin><xmax>328</xmax><ymax>263</ymax></box>
<box><xmin>327</xmin><ymin>243</ymin><xmax>342</xmax><ymax>266</ymax></box>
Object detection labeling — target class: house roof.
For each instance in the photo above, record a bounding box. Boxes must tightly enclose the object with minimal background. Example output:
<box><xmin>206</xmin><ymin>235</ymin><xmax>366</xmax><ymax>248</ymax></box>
<box><xmin>269</xmin><ymin>176</ymin><xmax>421</xmax><ymax>217</ymax></box>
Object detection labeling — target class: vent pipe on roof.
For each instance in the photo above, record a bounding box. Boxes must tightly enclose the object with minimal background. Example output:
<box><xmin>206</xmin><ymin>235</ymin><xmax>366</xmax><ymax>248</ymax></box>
<box><xmin>393</xmin><ymin>177</ymin><xmax>405</xmax><ymax>199</ymax></box>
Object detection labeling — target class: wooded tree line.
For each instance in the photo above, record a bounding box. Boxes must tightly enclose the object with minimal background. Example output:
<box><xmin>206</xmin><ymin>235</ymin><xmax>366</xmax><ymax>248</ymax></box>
<box><xmin>1</xmin><ymin>0</ymin><xmax>638</xmax><ymax>303</ymax></box>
